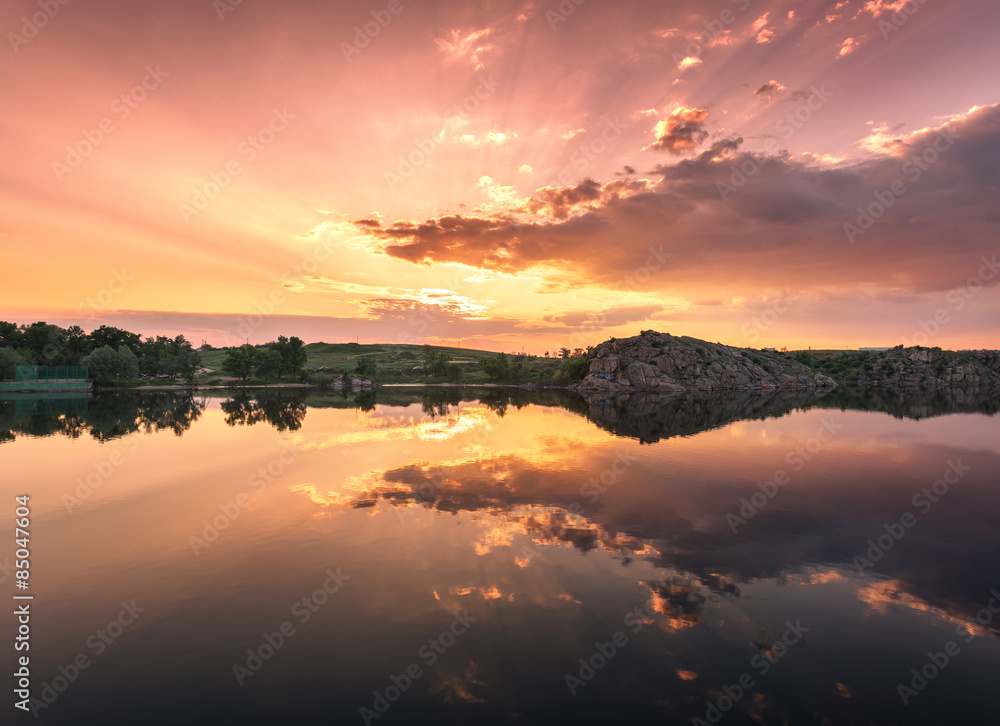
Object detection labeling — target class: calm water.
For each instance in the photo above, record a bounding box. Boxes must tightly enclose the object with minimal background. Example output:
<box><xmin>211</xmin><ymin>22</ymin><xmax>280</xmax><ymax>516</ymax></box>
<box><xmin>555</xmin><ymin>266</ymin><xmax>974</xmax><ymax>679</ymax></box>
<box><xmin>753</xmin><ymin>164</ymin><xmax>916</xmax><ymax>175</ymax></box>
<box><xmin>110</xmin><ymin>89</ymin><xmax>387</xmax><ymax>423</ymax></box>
<box><xmin>2</xmin><ymin>386</ymin><xmax>999</xmax><ymax>725</ymax></box>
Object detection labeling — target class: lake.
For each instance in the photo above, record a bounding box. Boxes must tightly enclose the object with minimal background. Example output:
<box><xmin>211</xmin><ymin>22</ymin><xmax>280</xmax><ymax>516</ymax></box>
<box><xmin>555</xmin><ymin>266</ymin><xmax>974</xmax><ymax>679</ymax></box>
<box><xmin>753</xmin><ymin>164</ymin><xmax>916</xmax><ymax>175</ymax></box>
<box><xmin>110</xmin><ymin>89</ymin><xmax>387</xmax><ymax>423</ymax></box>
<box><xmin>3</xmin><ymin>385</ymin><xmax>999</xmax><ymax>725</ymax></box>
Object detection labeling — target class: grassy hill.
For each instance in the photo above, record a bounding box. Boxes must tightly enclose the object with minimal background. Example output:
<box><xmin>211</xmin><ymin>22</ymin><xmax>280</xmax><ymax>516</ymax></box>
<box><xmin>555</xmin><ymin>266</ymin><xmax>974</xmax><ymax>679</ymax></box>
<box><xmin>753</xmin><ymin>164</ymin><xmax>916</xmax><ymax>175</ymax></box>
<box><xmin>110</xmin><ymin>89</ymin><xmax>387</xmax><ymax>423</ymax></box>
<box><xmin>198</xmin><ymin>342</ymin><xmax>566</xmax><ymax>385</ymax></box>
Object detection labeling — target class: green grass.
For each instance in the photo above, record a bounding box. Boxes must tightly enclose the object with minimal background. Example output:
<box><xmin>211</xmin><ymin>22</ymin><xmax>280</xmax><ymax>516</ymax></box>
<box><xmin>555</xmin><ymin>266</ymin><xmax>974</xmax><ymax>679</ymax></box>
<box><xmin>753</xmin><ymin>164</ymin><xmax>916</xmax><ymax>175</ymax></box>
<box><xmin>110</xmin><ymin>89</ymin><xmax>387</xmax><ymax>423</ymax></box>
<box><xmin>197</xmin><ymin>342</ymin><xmax>565</xmax><ymax>385</ymax></box>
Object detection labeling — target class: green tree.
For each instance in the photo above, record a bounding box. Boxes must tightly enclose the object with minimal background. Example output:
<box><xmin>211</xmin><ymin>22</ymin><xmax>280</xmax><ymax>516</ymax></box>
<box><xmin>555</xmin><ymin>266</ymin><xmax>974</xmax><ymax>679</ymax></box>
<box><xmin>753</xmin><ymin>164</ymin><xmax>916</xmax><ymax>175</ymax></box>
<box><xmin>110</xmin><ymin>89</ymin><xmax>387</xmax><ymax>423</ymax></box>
<box><xmin>222</xmin><ymin>345</ymin><xmax>257</xmax><ymax>381</ymax></box>
<box><xmin>255</xmin><ymin>349</ymin><xmax>283</xmax><ymax>384</ymax></box>
<box><xmin>90</xmin><ymin>325</ymin><xmax>141</xmax><ymax>355</ymax></box>
<box><xmin>271</xmin><ymin>336</ymin><xmax>308</xmax><ymax>377</ymax></box>
<box><xmin>446</xmin><ymin>362</ymin><xmax>463</xmax><ymax>382</ymax></box>
<box><xmin>480</xmin><ymin>352</ymin><xmax>509</xmax><ymax>381</ymax></box>
<box><xmin>176</xmin><ymin>346</ymin><xmax>201</xmax><ymax>384</ymax></box>
<box><xmin>285</xmin><ymin>336</ymin><xmax>308</xmax><ymax>376</ymax></box>
<box><xmin>0</xmin><ymin>348</ymin><xmax>28</xmax><ymax>381</ymax></box>
<box><xmin>21</xmin><ymin>322</ymin><xmax>67</xmax><ymax>365</ymax></box>
<box><xmin>422</xmin><ymin>346</ymin><xmax>449</xmax><ymax>378</ymax></box>
<box><xmin>354</xmin><ymin>358</ymin><xmax>378</xmax><ymax>380</ymax></box>
<box><xmin>559</xmin><ymin>355</ymin><xmax>590</xmax><ymax>383</ymax></box>
<box><xmin>82</xmin><ymin>345</ymin><xmax>136</xmax><ymax>385</ymax></box>
<box><xmin>117</xmin><ymin>345</ymin><xmax>139</xmax><ymax>381</ymax></box>
<box><xmin>0</xmin><ymin>321</ymin><xmax>22</xmax><ymax>348</ymax></box>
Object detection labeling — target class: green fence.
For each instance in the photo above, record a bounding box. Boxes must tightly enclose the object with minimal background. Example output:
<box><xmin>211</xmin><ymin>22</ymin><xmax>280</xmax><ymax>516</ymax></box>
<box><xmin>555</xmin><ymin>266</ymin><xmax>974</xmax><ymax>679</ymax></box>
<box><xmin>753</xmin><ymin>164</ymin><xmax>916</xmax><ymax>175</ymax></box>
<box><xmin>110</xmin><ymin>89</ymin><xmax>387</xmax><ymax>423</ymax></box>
<box><xmin>14</xmin><ymin>365</ymin><xmax>89</xmax><ymax>381</ymax></box>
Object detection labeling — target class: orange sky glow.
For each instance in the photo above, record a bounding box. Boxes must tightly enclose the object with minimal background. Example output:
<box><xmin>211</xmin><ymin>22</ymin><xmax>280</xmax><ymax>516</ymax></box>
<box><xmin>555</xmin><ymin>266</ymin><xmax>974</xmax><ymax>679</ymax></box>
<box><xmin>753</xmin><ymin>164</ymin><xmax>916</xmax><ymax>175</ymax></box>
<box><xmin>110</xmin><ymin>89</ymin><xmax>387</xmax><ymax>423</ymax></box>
<box><xmin>2</xmin><ymin>0</ymin><xmax>998</xmax><ymax>353</ymax></box>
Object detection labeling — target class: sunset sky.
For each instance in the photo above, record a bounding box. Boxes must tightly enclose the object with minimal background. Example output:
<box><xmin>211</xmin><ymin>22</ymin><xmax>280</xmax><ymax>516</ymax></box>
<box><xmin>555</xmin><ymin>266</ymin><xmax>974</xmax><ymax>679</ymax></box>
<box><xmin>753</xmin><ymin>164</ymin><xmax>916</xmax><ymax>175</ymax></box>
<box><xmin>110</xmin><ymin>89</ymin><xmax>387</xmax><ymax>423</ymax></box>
<box><xmin>2</xmin><ymin>0</ymin><xmax>998</xmax><ymax>352</ymax></box>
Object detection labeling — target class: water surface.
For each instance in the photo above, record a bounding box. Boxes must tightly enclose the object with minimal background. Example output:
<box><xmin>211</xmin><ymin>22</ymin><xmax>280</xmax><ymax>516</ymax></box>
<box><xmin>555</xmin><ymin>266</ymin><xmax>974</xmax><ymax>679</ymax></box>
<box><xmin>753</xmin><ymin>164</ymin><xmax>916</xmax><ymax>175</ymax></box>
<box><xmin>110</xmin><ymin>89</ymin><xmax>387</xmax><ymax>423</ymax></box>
<box><xmin>2</xmin><ymin>386</ymin><xmax>999</xmax><ymax>725</ymax></box>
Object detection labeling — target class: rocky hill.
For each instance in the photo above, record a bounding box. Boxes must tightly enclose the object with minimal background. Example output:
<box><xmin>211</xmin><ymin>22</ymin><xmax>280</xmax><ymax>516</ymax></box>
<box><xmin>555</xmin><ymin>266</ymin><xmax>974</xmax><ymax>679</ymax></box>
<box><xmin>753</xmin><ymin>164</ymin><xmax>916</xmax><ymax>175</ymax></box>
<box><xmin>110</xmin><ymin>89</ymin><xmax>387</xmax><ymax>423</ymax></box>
<box><xmin>791</xmin><ymin>347</ymin><xmax>1000</xmax><ymax>390</ymax></box>
<box><xmin>575</xmin><ymin>388</ymin><xmax>830</xmax><ymax>444</ymax></box>
<box><xmin>576</xmin><ymin>331</ymin><xmax>835</xmax><ymax>392</ymax></box>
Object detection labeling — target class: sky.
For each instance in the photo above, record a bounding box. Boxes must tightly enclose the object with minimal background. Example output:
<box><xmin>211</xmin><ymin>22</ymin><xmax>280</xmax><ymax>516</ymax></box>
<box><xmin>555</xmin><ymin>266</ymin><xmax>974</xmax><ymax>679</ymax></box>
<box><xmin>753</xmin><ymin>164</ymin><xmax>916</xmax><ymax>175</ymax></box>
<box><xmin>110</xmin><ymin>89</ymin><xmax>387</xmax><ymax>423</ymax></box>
<box><xmin>1</xmin><ymin>0</ymin><xmax>998</xmax><ymax>353</ymax></box>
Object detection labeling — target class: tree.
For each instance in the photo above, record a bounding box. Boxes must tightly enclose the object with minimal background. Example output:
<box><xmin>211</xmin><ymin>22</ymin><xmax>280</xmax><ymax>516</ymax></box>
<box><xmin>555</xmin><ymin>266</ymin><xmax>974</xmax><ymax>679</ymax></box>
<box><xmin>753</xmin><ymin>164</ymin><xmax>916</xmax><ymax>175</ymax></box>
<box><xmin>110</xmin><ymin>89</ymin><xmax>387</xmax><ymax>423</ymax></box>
<box><xmin>82</xmin><ymin>345</ymin><xmax>136</xmax><ymax>386</ymax></box>
<box><xmin>176</xmin><ymin>346</ymin><xmax>201</xmax><ymax>384</ymax></box>
<box><xmin>117</xmin><ymin>345</ymin><xmax>139</xmax><ymax>381</ymax></box>
<box><xmin>422</xmin><ymin>346</ymin><xmax>448</xmax><ymax>378</ymax></box>
<box><xmin>222</xmin><ymin>345</ymin><xmax>256</xmax><ymax>381</ymax></box>
<box><xmin>559</xmin><ymin>355</ymin><xmax>590</xmax><ymax>383</ymax></box>
<box><xmin>0</xmin><ymin>321</ymin><xmax>22</xmax><ymax>348</ymax></box>
<box><xmin>446</xmin><ymin>362</ymin><xmax>463</xmax><ymax>382</ymax></box>
<box><xmin>271</xmin><ymin>336</ymin><xmax>307</xmax><ymax>377</ymax></box>
<box><xmin>480</xmin><ymin>352</ymin><xmax>509</xmax><ymax>381</ymax></box>
<box><xmin>354</xmin><ymin>358</ymin><xmax>378</xmax><ymax>380</ymax></box>
<box><xmin>255</xmin><ymin>349</ymin><xmax>283</xmax><ymax>384</ymax></box>
<box><xmin>285</xmin><ymin>336</ymin><xmax>308</xmax><ymax>376</ymax></box>
<box><xmin>21</xmin><ymin>322</ymin><xmax>66</xmax><ymax>365</ymax></box>
<box><xmin>559</xmin><ymin>347</ymin><xmax>571</xmax><ymax>359</ymax></box>
<box><xmin>90</xmin><ymin>325</ymin><xmax>141</xmax><ymax>355</ymax></box>
<box><xmin>0</xmin><ymin>347</ymin><xmax>28</xmax><ymax>381</ymax></box>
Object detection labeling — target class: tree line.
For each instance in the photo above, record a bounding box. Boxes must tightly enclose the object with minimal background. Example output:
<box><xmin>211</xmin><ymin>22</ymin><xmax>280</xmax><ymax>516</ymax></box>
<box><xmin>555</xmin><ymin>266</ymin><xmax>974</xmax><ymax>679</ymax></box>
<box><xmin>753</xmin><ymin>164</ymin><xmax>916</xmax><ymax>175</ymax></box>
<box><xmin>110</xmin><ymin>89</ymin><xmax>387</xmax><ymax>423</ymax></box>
<box><xmin>221</xmin><ymin>337</ymin><xmax>308</xmax><ymax>383</ymax></box>
<box><xmin>0</xmin><ymin>321</ymin><xmax>200</xmax><ymax>385</ymax></box>
<box><xmin>0</xmin><ymin>321</ymin><xmax>310</xmax><ymax>387</ymax></box>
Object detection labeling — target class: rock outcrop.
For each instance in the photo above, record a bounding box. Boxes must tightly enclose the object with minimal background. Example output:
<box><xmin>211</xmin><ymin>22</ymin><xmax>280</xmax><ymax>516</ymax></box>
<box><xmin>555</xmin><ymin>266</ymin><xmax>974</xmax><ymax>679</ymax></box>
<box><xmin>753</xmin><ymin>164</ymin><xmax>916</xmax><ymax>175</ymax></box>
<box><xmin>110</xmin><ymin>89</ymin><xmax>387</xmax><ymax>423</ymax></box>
<box><xmin>851</xmin><ymin>348</ymin><xmax>1000</xmax><ymax>389</ymax></box>
<box><xmin>576</xmin><ymin>387</ymin><xmax>831</xmax><ymax>444</ymax></box>
<box><xmin>576</xmin><ymin>331</ymin><xmax>835</xmax><ymax>392</ymax></box>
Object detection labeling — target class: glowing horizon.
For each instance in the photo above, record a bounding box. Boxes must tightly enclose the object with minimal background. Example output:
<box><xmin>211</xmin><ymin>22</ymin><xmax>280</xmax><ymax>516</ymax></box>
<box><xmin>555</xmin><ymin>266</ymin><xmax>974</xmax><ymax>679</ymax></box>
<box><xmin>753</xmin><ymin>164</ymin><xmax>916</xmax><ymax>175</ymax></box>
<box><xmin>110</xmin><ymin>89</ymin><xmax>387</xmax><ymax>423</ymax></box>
<box><xmin>2</xmin><ymin>0</ymin><xmax>998</xmax><ymax>354</ymax></box>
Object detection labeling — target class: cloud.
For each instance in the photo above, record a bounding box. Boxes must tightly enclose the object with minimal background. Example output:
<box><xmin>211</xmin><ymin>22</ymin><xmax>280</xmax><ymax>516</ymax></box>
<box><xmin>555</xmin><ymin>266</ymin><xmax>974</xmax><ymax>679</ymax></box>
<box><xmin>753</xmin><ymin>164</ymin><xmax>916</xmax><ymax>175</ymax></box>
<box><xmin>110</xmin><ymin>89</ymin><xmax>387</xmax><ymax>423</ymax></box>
<box><xmin>857</xmin><ymin>121</ymin><xmax>907</xmax><ymax>154</ymax></box>
<box><xmin>648</xmin><ymin>107</ymin><xmax>710</xmax><ymax>154</ymax></box>
<box><xmin>862</xmin><ymin>0</ymin><xmax>911</xmax><ymax>17</ymax></box>
<box><xmin>754</xmin><ymin>80</ymin><xmax>786</xmax><ymax>106</ymax></box>
<box><xmin>525</xmin><ymin>178</ymin><xmax>602</xmax><ymax>219</ymax></box>
<box><xmin>541</xmin><ymin>303</ymin><xmax>665</xmax><ymax>328</ymax></box>
<box><xmin>364</xmin><ymin>288</ymin><xmax>489</xmax><ymax>320</ymax></box>
<box><xmin>751</xmin><ymin>12</ymin><xmax>773</xmax><ymax>43</ymax></box>
<box><xmin>677</xmin><ymin>56</ymin><xmax>702</xmax><ymax>70</ymax></box>
<box><xmin>455</xmin><ymin>130</ymin><xmax>516</xmax><ymax>145</ymax></box>
<box><xmin>435</xmin><ymin>27</ymin><xmax>494</xmax><ymax>69</ymax></box>
<box><xmin>352</xmin><ymin>105</ymin><xmax>1000</xmax><ymax>297</ymax></box>
<box><xmin>838</xmin><ymin>37</ymin><xmax>860</xmax><ymax>57</ymax></box>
